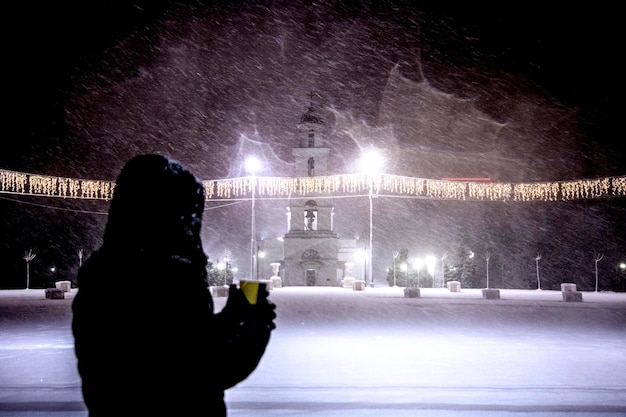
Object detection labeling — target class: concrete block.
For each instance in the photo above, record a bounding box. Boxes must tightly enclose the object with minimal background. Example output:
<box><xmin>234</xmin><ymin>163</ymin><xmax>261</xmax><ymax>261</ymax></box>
<box><xmin>563</xmin><ymin>291</ymin><xmax>583</xmax><ymax>302</ymax></box>
<box><xmin>55</xmin><ymin>280</ymin><xmax>71</xmax><ymax>292</ymax></box>
<box><xmin>352</xmin><ymin>280</ymin><xmax>366</xmax><ymax>291</ymax></box>
<box><xmin>447</xmin><ymin>281</ymin><xmax>461</xmax><ymax>292</ymax></box>
<box><xmin>45</xmin><ymin>288</ymin><xmax>65</xmax><ymax>299</ymax></box>
<box><xmin>403</xmin><ymin>287</ymin><xmax>420</xmax><ymax>298</ymax></box>
<box><xmin>561</xmin><ymin>283</ymin><xmax>577</xmax><ymax>292</ymax></box>
<box><xmin>482</xmin><ymin>288</ymin><xmax>500</xmax><ymax>300</ymax></box>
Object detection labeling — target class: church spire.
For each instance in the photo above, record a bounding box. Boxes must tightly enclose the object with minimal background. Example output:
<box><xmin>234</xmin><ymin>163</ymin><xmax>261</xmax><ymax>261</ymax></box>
<box><xmin>299</xmin><ymin>91</ymin><xmax>324</xmax><ymax>125</ymax></box>
<box><xmin>293</xmin><ymin>92</ymin><xmax>329</xmax><ymax>176</ymax></box>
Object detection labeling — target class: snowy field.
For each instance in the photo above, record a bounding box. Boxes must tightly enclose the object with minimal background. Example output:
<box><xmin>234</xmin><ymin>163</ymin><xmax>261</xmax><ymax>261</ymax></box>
<box><xmin>0</xmin><ymin>287</ymin><xmax>625</xmax><ymax>417</ymax></box>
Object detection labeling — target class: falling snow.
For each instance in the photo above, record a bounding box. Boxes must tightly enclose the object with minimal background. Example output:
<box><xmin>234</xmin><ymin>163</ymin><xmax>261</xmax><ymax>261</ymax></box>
<box><xmin>1</xmin><ymin>3</ymin><xmax>625</xmax><ymax>414</ymax></box>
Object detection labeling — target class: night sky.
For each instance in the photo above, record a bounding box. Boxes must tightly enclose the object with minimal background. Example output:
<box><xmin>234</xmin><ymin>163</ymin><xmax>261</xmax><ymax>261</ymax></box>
<box><xmin>1</xmin><ymin>0</ymin><xmax>624</xmax><ymax>289</ymax></box>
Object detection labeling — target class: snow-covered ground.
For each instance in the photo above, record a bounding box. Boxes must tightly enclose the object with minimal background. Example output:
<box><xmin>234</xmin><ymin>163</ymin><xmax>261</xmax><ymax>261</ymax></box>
<box><xmin>1</xmin><ymin>287</ymin><xmax>625</xmax><ymax>417</ymax></box>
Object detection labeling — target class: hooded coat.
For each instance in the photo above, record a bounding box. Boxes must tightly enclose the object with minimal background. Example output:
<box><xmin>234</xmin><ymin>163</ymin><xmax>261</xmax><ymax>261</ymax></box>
<box><xmin>72</xmin><ymin>154</ymin><xmax>274</xmax><ymax>416</ymax></box>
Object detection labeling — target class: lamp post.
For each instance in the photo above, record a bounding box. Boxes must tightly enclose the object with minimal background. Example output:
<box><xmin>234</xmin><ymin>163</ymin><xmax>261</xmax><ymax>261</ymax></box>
<box><xmin>426</xmin><ymin>255</ymin><xmax>436</xmax><ymax>288</ymax></box>
<box><xmin>217</xmin><ymin>260</ymin><xmax>226</xmax><ymax>286</ymax></box>
<box><xmin>594</xmin><ymin>253</ymin><xmax>604</xmax><ymax>292</ymax></box>
<box><xmin>414</xmin><ymin>258</ymin><xmax>424</xmax><ymax>288</ymax></box>
<box><xmin>218</xmin><ymin>256</ymin><xmax>231</xmax><ymax>286</ymax></box>
<box><xmin>225</xmin><ymin>256</ymin><xmax>230</xmax><ymax>285</ymax></box>
<box><xmin>359</xmin><ymin>150</ymin><xmax>383</xmax><ymax>287</ymax></box>
<box><xmin>257</xmin><ymin>247</ymin><xmax>265</xmax><ymax>280</ymax></box>
<box><xmin>245</xmin><ymin>157</ymin><xmax>261</xmax><ymax>280</ymax></box>
<box><xmin>485</xmin><ymin>252</ymin><xmax>491</xmax><ymax>289</ymax></box>
<box><xmin>535</xmin><ymin>254</ymin><xmax>542</xmax><ymax>290</ymax></box>
<box><xmin>400</xmin><ymin>262</ymin><xmax>407</xmax><ymax>287</ymax></box>
<box><xmin>440</xmin><ymin>253</ymin><xmax>448</xmax><ymax>288</ymax></box>
<box><xmin>393</xmin><ymin>251</ymin><xmax>399</xmax><ymax>287</ymax></box>
<box><xmin>618</xmin><ymin>262</ymin><xmax>626</xmax><ymax>289</ymax></box>
<box><xmin>362</xmin><ymin>248</ymin><xmax>368</xmax><ymax>283</ymax></box>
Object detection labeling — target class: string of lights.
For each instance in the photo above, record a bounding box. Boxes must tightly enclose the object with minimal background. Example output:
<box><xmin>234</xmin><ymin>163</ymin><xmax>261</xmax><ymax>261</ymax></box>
<box><xmin>1</xmin><ymin>168</ymin><xmax>625</xmax><ymax>202</ymax></box>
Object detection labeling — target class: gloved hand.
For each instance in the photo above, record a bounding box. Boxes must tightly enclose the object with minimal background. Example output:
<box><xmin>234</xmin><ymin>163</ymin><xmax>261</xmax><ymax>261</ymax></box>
<box><xmin>220</xmin><ymin>284</ymin><xmax>250</xmax><ymax>322</ymax></box>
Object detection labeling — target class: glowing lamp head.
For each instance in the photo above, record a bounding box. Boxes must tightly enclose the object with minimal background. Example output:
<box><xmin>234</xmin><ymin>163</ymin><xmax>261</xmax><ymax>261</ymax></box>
<box><xmin>245</xmin><ymin>157</ymin><xmax>261</xmax><ymax>175</ymax></box>
<box><xmin>359</xmin><ymin>150</ymin><xmax>383</xmax><ymax>173</ymax></box>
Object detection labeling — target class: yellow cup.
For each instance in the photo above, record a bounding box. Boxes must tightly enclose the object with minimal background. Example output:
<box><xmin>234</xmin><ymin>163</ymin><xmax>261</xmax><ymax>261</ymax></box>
<box><xmin>239</xmin><ymin>280</ymin><xmax>265</xmax><ymax>305</ymax></box>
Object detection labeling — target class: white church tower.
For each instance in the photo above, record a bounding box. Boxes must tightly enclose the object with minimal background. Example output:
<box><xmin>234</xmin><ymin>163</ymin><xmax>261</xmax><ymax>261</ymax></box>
<box><xmin>282</xmin><ymin>98</ymin><xmax>341</xmax><ymax>286</ymax></box>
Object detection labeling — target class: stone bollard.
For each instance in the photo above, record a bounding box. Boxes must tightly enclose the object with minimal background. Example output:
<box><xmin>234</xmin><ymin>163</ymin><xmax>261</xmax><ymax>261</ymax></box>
<box><xmin>55</xmin><ymin>280</ymin><xmax>71</xmax><ymax>292</ymax></box>
<box><xmin>563</xmin><ymin>291</ymin><xmax>583</xmax><ymax>302</ymax></box>
<box><xmin>352</xmin><ymin>280</ymin><xmax>366</xmax><ymax>291</ymax></box>
<box><xmin>45</xmin><ymin>288</ymin><xmax>65</xmax><ymax>299</ymax></box>
<box><xmin>447</xmin><ymin>281</ymin><xmax>461</xmax><ymax>292</ymax></box>
<box><xmin>482</xmin><ymin>288</ymin><xmax>500</xmax><ymax>300</ymax></box>
<box><xmin>210</xmin><ymin>285</ymin><xmax>229</xmax><ymax>298</ymax></box>
<box><xmin>561</xmin><ymin>283</ymin><xmax>577</xmax><ymax>292</ymax></box>
<box><xmin>403</xmin><ymin>287</ymin><xmax>420</xmax><ymax>298</ymax></box>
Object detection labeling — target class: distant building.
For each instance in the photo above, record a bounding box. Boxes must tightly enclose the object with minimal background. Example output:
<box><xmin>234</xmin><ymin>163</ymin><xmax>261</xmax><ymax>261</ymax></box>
<box><xmin>258</xmin><ymin>100</ymin><xmax>363</xmax><ymax>286</ymax></box>
<box><xmin>257</xmin><ymin>69</ymin><xmax>523</xmax><ymax>286</ymax></box>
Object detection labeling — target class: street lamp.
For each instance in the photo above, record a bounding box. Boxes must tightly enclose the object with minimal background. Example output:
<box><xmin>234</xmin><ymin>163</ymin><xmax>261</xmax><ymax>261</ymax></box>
<box><xmin>359</xmin><ymin>150</ymin><xmax>383</xmax><ymax>287</ymax></box>
<box><xmin>594</xmin><ymin>253</ymin><xmax>604</xmax><ymax>292</ymax></box>
<box><xmin>393</xmin><ymin>251</ymin><xmax>399</xmax><ymax>287</ymax></box>
<box><xmin>399</xmin><ymin>262</ymin><xmax>407</xmax><ymax>287</ymax></box>
<box><xmin>361</xmin><ymin>248</ymin><xmax>368</xmax><ymax>283</ymax></box>
<box><xmin>245</xmin><ymin>156</ymin><xmax>261</xmax><ymax>280</ymax></box>
<box><xmin>440</xmin><ymin>253</ymin><xmax>448</xmax><ymax>288</ymax></box>
<box><xmin>618</xmin><ymin>262</ymin><xmax>626</xmax><ymax>287</ymax></box>
<box><xmin>485</xmin><ymin>252</ymin><xmax>491</xmax><ymax>289</ymax></box>
<box><xmin>414</xmin><ymin>258</ymin><xmax>423</xmax><ymax>287</ymax></box>
<box><xmin>217</xmin><ymin>256</ymin><xmax>231</xmax><ymax>286</ymax></box>
<box><xmin>256</xmin><ymin>247</ymin><xmax>265</xmax><ymax>280</ymax></box>
<box><xmin>535</xmin><ymin>254</ymin><xmax>542</xmax><ymax>290</ymax></box>
<box><xmin>217</xmin><ymin>260</ymin><xmax>226</xmax><ymax>286</ymax></box>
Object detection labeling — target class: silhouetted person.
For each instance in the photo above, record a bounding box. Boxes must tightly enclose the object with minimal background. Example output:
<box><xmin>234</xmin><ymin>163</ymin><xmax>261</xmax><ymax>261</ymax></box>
<box><xmin>72</xmin><ymin>154</ymin><xmax>276</xmax><ymax>416</ymax></box>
